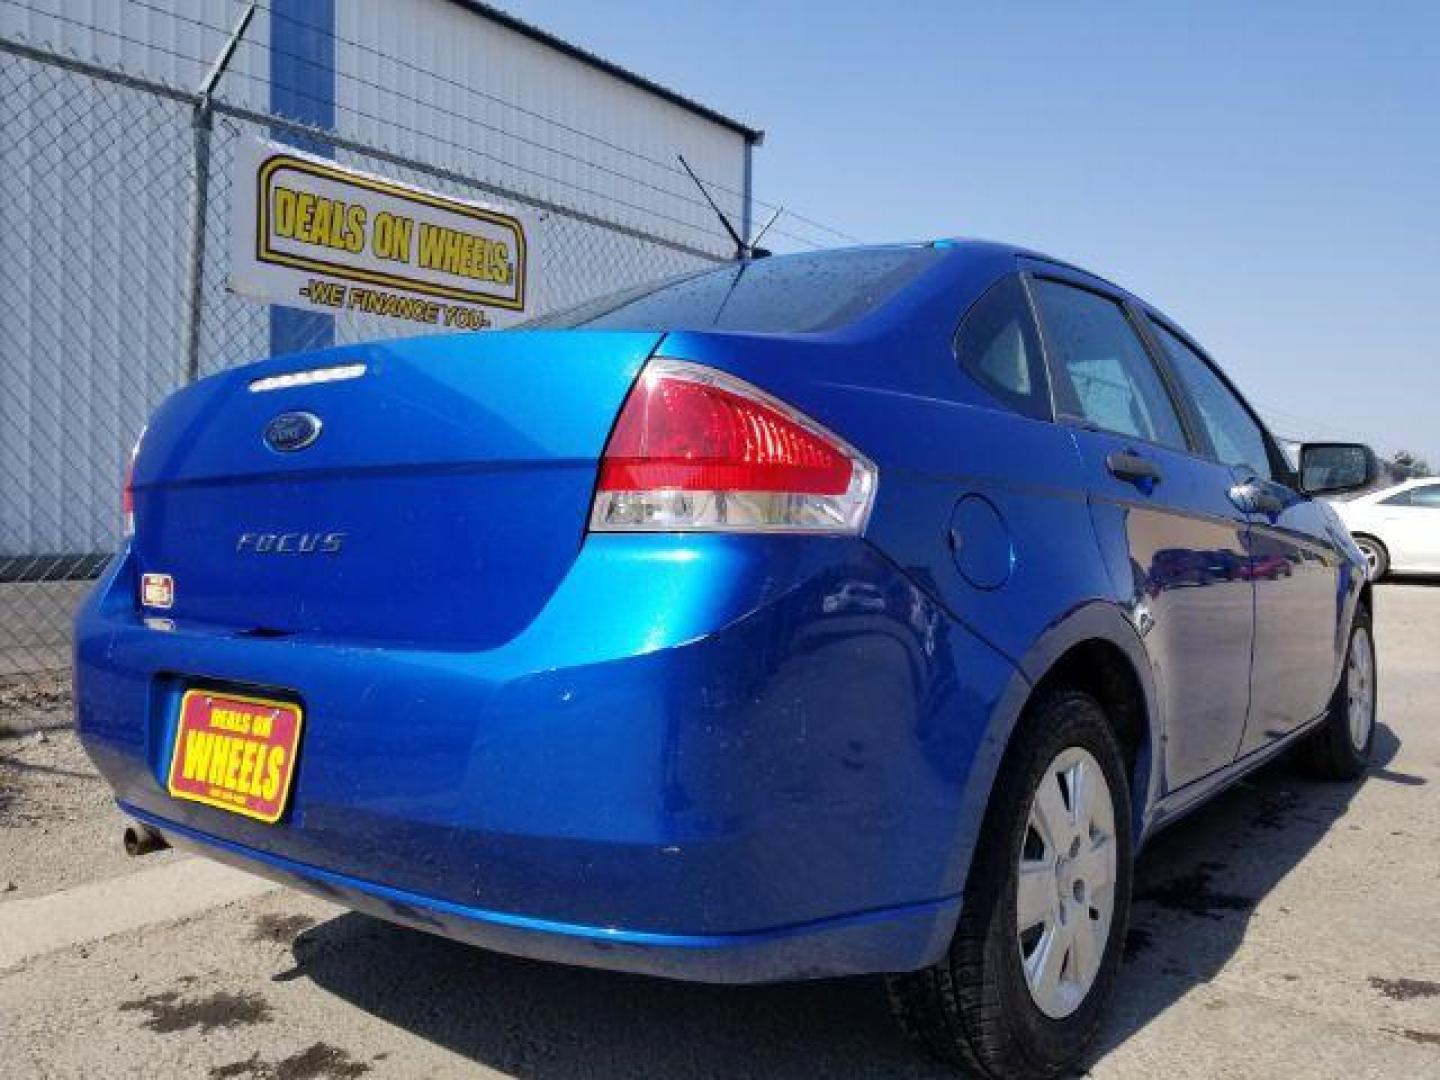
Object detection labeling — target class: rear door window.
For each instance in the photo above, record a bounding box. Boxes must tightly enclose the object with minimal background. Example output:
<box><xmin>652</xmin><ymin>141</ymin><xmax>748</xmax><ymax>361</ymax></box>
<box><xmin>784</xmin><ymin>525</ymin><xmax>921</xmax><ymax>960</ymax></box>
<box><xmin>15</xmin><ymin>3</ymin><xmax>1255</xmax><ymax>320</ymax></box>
<box><xmin>954</xmin><ymin>274</ymin><xmax>1049</xmax><ymax>420</ymax></box>
<box><xmin>1392</xmin><ymin>484</ymin><xmax>1440</xmax><ymax>508</ymax></box>
<box><xmin>1030</xmin><ymin>279</ymin><xmax>1188</xmax><ymax>450</ymax></box>
<box><xmin>1151</xmin><ymin>323</ymin><xmax>1274</xmax><ymax>481</ymax></box>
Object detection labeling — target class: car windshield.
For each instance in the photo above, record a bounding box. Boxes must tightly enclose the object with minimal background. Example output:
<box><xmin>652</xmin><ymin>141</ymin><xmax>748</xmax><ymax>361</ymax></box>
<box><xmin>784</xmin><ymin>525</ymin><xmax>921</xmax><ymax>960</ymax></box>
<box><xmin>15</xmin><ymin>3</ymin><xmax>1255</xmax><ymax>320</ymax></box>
<box><xmin>522</xmin><ymin>245</ymin><xmax>945</xmax><ymax>334</ymax></box>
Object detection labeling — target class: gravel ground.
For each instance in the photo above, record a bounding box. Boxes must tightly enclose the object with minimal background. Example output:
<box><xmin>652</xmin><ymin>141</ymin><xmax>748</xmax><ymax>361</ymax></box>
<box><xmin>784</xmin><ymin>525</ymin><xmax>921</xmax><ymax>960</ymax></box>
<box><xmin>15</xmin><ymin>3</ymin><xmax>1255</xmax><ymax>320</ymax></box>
<box><xmin>2</xmin><ymin>583</ymin><xmax>1437</xmax><ymax>1078</ymax></box>
<box><xmin>0</xmin><ymin>688</ymin><xmax>177</xmax><ymax>900</ymax></box>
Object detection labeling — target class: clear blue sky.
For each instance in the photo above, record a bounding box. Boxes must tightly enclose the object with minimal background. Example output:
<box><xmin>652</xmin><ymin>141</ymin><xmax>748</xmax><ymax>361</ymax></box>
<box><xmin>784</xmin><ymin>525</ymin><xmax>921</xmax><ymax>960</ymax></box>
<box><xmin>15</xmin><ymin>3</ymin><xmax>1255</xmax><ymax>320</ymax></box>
<box><xmin>510</xmin><ymin>1</ymin><xmax>1439</xmax><ymax>464</ymax></box>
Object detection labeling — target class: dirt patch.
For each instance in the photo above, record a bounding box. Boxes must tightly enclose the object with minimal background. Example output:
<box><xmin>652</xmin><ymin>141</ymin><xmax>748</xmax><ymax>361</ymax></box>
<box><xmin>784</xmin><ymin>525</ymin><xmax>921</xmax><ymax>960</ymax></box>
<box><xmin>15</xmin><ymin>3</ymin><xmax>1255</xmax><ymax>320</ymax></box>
<box><xmin>1250</xmin><ymin>787</ymin><xmax>1305</xmax><ymax>831</ymax></box>
<box><xmin>209</xmin><ymin>1058</ymin><xmax>264</xmax><ymax>1080</ymax></box>
<box><xmin>1133</xmin><ymin>862</ymin><xmax>1255</xmax><ymax>921</ymax></box>
<box><xmin>0</xmin><ymin>672</ymin><xmax>71</xmax><ymax>720</ymax></box>
<box><xmin>0</xmin><ymin>723</ymin><xmax>169</xmax><ymax>900</ymax></box>
<box><xmin>251</xmin><ymin>913</ymin><xmax>319</xmax><ymax>944</ymax></box>
<box><xmin>1369</xmin><ymin>976</ymin><xmax>1440</xmax><ymax>1001</ymax></box>
<box><xmin>207</xmin><ymin>1043</ymin><xmax>371</xmax><ymax>1080</ymax></box>
<box><xmin>119</xmin><ymin>989</ymin><xmax>273</xmax><ymax>1034</ymax></box>
<box><xmin>1383</xmin><ymin>1027</ymin><xmax>1440</xmax><ymax>1047</ymax></box>
<box><xmin>1</xmin><ymin>728</ymin><xmax>88</xmax><ymax>826</ymax></box>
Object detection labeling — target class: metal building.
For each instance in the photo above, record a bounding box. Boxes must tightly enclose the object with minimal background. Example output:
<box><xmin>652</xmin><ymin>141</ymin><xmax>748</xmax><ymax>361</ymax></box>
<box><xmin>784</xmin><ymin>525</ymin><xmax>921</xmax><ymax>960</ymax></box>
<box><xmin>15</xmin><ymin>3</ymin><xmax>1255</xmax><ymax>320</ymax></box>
<box><xmin>1</xmin><ymin>0</ymin><xmax>761</xmax><ymax>567</ymax></box>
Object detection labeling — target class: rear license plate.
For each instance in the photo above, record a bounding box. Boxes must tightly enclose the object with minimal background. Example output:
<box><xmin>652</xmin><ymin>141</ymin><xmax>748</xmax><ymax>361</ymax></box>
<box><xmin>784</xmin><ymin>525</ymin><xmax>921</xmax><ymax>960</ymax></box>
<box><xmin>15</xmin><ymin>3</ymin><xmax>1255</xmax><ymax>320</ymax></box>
<box><xmin>166</xmin><ymin>690</ymin><xmax>303</xmax><ymax>824</ymax></box>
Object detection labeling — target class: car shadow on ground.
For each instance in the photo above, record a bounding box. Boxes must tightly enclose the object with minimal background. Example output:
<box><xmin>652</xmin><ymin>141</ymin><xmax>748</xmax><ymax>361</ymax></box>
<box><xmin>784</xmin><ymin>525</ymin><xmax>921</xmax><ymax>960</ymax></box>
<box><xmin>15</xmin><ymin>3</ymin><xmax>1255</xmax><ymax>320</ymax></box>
<box><xmin>285</xmin><ymin>727</ymin><xmax>1405</xmax><ymax>1079</ymax></box>
<box><xmin>1092</xmin><ymin>722</ymin><xmax>1406</xmax><ymax>1061</ymax></box>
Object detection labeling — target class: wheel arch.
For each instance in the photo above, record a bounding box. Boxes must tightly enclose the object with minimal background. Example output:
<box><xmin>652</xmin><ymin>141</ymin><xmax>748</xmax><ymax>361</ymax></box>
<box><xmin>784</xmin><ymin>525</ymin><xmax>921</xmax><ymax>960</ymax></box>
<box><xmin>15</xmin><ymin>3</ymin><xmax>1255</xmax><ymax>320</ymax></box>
<box><xmin>1028</xmin><ymin>639</ymin><xmax>1150</xmax><ymax>817</ymax></box>
<box><xmin>1015</xmin><ymin>604</ymin><xmax>1160</xmax><ymax>843</ymax></box>
<box><xmin>943</xmin><ymin>602</ymin><xmax>1162</xmax><ymax>899</ymax></box>
<box><xmin>1349</xmin><ymin>531</ymin><xmax>1389</xmax><ymax>565</ymax></box>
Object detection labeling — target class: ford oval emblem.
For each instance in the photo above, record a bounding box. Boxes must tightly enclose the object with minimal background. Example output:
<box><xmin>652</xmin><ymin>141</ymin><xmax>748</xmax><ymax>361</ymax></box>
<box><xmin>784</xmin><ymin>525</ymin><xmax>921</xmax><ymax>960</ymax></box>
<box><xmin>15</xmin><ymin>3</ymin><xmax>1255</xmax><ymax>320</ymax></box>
<box><xmin>263</xmin><ymin>411</ymin><xmax>323</xmax><ymax>453</ymax></box>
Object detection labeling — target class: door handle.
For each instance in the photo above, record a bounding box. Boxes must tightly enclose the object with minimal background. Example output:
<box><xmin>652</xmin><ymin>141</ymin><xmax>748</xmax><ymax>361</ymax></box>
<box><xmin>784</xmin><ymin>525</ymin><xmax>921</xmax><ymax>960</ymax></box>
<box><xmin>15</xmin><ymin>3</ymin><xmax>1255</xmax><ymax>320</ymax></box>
<box><xmin>1106</xmin><ymin>450</ymin><xmax>1163</xmax><ymax>486</ymax></box>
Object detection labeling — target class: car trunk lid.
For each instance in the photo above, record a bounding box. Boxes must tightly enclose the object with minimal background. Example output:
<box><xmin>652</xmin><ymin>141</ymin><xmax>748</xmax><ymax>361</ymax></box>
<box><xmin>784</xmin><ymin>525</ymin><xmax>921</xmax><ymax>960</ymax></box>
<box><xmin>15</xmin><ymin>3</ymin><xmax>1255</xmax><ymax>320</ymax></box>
<box><xmin>129</xmin><ymin>330</ymin><xmax>661</xmax><ymax>648</ymax></box>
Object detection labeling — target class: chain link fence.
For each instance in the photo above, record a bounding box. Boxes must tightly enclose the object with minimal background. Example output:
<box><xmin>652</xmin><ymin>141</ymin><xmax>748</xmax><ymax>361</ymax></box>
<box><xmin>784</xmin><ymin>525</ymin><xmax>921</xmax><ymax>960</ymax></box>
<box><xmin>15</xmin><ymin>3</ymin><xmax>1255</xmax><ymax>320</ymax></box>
<box><xmin>0</xmin><ymin>28</ymin><xmax>737</xmax><ymax>700</ymax></box>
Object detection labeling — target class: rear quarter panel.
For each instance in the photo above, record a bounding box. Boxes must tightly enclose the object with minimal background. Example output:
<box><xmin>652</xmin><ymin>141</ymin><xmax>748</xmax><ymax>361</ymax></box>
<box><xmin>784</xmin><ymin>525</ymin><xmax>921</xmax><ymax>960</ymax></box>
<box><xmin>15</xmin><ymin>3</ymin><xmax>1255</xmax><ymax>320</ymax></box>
<box><xmin>660</xmin><ymin>250</ymin><xmax>1144</xmax><ymax>863</ymax></box>
<box><xmin>659</xmin><ymin>251</ymin><xmax>1114</xmax><ymax>676</ymax></box>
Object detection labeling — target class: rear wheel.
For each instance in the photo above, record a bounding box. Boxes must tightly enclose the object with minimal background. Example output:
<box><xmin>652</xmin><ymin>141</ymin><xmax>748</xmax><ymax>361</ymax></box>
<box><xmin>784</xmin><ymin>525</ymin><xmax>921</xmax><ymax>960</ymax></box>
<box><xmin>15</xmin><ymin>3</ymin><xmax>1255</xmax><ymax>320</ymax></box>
<box><xmin>887</xmin><ymin>691</ymin><xmax>1133</xmax><ymax>1079</ymax></box>
<box><xmin>1353</xmin><ymin>535</ymin><xmax>1389</xmax><ymax>581</ymax></box>
<box><xmin>1296</xmin><ymin>606</ymin><xmax>1376</xmax><ymax>781</ymax></box>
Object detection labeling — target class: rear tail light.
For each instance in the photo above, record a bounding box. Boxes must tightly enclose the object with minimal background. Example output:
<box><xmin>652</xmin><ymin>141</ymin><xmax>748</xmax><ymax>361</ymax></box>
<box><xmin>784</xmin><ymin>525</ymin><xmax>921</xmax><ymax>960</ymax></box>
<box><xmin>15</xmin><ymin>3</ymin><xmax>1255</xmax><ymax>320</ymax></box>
<box><xmin>591</xmin><ymin>359</ymin><xmax>876</xmax><ymax>533</ymax></box>
<box><xmin>122</xmin><ymin>429</ymin><xmax>144</xmax><ymax>537</ymax></box>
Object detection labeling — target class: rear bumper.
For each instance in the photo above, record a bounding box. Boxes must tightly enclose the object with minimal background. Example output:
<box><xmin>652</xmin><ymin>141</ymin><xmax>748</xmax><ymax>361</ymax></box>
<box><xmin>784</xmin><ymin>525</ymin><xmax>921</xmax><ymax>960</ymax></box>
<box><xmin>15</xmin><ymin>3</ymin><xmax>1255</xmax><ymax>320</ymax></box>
<box><xmin>126</xmin><ymin>803</ymin><xmax>958</xmax><ymax>983</ymax></box>
<box><xmin>77</xmin><ymin>534</ymin><xmax>1019</xmax><ymax>982</ymax></box>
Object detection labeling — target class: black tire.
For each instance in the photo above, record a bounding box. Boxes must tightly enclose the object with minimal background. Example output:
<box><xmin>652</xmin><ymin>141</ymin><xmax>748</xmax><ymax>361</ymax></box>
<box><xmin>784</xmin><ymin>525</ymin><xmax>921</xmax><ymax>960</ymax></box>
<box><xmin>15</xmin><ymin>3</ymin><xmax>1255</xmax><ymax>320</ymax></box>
<box><xmin>1352</xmin><ymin>535</ymin><xmax>1389</xmax><ymax>581</ymax></box>
<box><xmin>1295</xmin><ymin>604</ymin><xmax>1376</xmax><ymax>781</ymax></box>
<box><xmin>886</xmin><ymin>691</ymin><xmax>1133</xmax><ymax>1079</ymax></box>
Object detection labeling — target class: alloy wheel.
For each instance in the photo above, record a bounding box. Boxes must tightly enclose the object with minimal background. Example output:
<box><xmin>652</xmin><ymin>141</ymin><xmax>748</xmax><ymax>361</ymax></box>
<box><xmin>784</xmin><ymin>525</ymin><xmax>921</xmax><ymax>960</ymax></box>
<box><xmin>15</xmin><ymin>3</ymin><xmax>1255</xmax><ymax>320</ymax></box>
<box><xmin>1347</xmin><ymin>626</ymin><xmax>1376</xmax><ymax>751</ymax></box>
<box><xmin>1356</xmin><ymin>540</ymin><xmax>1382</xmax><ymax>578</ymax></box>
<box><xmin>1016</xmin><ymin>746</ymin><xmax>1118</xmax><ymax>1019</ymax></box>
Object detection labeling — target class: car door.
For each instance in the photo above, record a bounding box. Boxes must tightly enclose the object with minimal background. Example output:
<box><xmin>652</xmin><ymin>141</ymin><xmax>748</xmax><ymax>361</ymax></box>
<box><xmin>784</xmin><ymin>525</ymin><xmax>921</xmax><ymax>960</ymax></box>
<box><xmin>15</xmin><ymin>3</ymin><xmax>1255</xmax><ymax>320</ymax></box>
<box><xmin>1144</xmin><ymin>316</ymin><xmax>1345</xmax><ymax>756</ymax></box>
<box><xmin>1026</xmin><ymin>268</ymin><xmax>1256</xmax><ymax>791</ymax></box>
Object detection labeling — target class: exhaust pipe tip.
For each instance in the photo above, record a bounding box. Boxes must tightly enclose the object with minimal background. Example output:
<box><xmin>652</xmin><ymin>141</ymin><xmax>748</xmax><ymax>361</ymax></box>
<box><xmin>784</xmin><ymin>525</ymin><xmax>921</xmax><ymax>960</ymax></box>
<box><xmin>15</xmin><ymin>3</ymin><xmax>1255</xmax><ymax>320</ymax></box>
<box><xmin>123</xmin><ymin>822</ymin><xmax>170</xmax><ymax>857</ymax></box>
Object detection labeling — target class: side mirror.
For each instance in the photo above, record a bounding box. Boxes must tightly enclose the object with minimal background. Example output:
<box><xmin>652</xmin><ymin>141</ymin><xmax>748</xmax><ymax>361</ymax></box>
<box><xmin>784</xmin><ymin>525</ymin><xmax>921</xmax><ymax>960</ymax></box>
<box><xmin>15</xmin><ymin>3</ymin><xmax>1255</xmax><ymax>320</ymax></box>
<box><xmin>1299</xmin><ymin>442</ymin><xmax>1379</xmax><ymax>496</ymax></box>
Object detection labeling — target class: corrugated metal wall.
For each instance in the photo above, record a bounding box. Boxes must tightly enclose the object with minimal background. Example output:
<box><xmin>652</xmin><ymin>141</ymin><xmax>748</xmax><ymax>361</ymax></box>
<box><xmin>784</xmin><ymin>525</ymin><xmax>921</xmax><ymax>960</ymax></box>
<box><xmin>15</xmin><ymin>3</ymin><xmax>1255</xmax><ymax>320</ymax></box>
<box><xmin>0</xmin><ymin>0</ymin><xmax>270</xmax><ymax>105</ymax></box>
<box><xmin>1</xmin><ymin>0</ymin><xmax>751</xmax><ymax>557</ymax></box>
<box><xmin>334</xmin><ymin>0</ymin><xmax>749</xmax><ymax>264</ymax></box>
<box><xmin>0</xmin><ymin>1</ymin><xmax>267</xmax><ymax>557</ymax></box>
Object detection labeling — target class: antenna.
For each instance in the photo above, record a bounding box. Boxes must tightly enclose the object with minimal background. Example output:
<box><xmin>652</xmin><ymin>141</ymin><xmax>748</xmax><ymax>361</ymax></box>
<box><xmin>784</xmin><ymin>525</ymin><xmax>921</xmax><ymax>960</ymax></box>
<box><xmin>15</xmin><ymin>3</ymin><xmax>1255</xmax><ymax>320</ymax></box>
<box><xmin>747</xmin><ymin>206</ymin><xmax>783</xmax><ymax>258</ymax></box>
<box><xmin>677</xmin><ymin>154</ymin><xmax>747</xmax><ymax>258</ymax></box>
<box><xmin>677</xmin><ymin>155</ymin><xmax>782</xmax><ymax>260</ymax></box>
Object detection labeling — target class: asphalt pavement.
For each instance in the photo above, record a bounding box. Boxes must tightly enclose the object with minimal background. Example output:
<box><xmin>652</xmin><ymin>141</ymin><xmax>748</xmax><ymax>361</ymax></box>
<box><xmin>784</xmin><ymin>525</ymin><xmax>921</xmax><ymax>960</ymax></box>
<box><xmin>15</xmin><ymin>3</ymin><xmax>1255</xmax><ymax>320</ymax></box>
<box><xmin>2</xmin><ymin>584</ymin><xmax>1437</xmax><ymax>1078</ymax></box>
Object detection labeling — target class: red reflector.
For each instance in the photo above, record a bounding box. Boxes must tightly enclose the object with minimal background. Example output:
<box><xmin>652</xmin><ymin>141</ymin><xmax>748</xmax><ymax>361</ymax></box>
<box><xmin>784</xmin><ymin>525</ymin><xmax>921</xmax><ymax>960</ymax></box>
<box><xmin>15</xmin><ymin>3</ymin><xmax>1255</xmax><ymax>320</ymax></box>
<box><xmin>598</xmin><ymin>369</ymin><xmax>853</xmax><ymax>495</ymax></box>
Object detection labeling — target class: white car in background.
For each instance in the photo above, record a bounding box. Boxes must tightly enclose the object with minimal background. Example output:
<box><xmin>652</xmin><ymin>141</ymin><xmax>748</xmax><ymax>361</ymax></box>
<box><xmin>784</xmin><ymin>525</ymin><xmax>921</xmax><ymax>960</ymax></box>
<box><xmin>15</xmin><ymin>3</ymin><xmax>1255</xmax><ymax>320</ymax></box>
<box><xmin>1331</xmin><ymin>478</ymin><xmax>1440</xmax><ymax>579</ymax></box>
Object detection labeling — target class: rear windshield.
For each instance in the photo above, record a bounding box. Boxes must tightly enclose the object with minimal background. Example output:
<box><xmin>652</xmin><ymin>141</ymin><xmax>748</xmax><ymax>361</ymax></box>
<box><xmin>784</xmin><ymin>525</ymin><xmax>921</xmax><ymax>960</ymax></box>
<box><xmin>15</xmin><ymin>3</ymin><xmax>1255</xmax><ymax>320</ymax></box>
<box><xmin>523</xmin><ymin>246</ymin><xmax>944</xmax><ymax>334</ymax></box>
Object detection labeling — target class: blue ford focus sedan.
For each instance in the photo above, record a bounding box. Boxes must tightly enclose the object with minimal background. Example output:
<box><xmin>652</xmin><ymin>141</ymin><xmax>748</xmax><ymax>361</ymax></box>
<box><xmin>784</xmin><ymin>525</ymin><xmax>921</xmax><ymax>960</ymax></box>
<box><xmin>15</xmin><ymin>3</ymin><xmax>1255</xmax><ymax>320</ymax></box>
<box><xmin>77</xmin><ymin>241</ymin><xmax>1379</xmax><ymax>1078</ymax></box>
